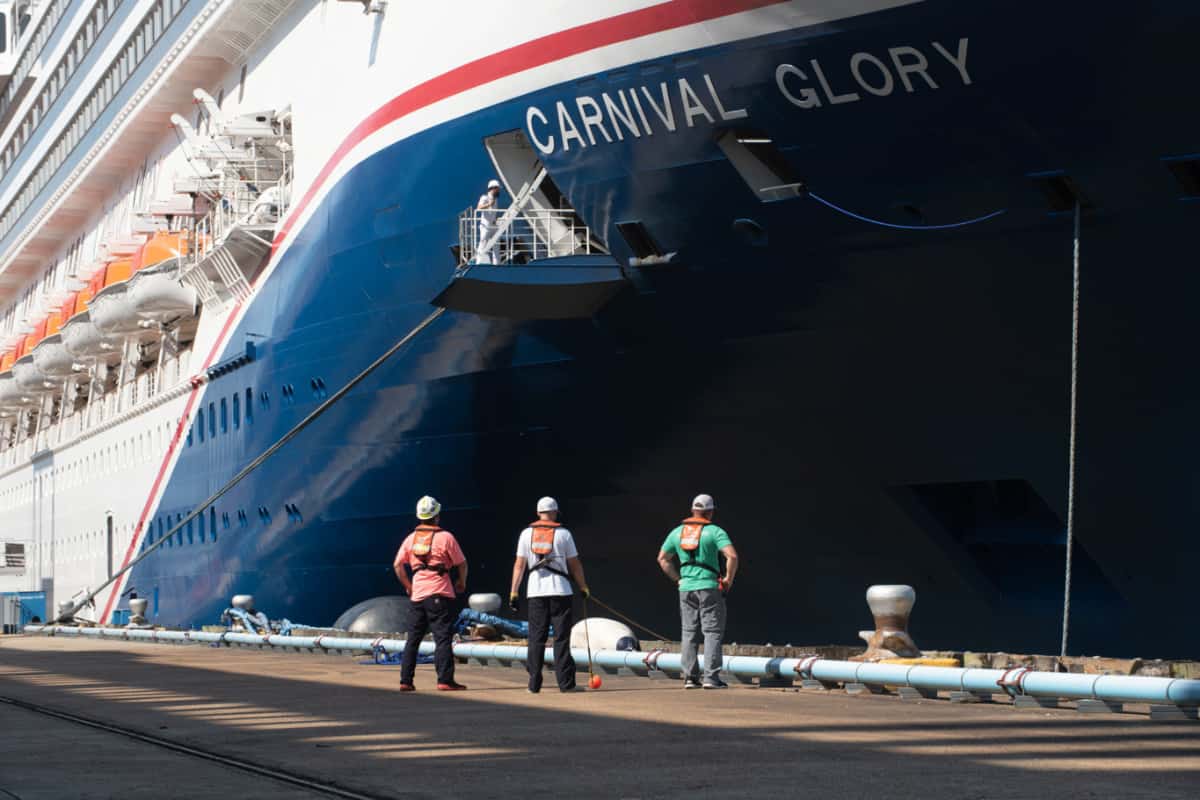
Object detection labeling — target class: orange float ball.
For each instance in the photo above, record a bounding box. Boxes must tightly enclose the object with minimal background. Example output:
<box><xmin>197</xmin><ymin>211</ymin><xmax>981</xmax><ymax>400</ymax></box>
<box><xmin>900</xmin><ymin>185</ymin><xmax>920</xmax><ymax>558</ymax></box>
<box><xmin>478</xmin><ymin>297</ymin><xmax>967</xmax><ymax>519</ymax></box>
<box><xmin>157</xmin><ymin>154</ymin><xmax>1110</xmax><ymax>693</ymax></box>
<box><xmin>589</xmin><ymin>674</ymin><xmax>602</xmax><ymax>689</ymax></box>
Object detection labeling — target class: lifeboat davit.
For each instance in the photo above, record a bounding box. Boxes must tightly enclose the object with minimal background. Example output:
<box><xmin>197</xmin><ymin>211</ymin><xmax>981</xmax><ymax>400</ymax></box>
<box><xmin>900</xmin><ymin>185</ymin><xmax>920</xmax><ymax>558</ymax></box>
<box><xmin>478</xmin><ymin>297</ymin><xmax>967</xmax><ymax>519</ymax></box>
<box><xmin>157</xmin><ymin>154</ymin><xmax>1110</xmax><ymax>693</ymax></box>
<box><xmin>127</xmin><ymin>232</ymin><xmax>197</xmax><ymax>323</ymax></box>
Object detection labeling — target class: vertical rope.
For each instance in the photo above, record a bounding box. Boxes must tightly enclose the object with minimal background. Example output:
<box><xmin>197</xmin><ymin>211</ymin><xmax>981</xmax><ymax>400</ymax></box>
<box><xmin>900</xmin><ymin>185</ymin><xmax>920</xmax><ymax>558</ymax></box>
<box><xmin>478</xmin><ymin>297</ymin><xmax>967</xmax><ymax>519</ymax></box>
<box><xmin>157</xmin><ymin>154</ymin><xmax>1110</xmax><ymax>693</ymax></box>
<box><xmin>1061</xmin><ymin>201</ymin><xmax>1081</xmax><ymax>658</ymax></box>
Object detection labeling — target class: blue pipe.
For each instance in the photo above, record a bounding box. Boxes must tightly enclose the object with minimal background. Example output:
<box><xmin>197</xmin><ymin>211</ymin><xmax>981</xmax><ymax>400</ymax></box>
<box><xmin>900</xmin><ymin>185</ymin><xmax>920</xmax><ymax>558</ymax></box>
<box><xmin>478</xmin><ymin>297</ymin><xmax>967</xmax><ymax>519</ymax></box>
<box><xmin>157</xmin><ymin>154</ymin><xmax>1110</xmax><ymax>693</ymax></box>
<box><xmin>25</xmin><ymin>625</ymin><xmax>1200</xmax><ymax>707</ymax></box>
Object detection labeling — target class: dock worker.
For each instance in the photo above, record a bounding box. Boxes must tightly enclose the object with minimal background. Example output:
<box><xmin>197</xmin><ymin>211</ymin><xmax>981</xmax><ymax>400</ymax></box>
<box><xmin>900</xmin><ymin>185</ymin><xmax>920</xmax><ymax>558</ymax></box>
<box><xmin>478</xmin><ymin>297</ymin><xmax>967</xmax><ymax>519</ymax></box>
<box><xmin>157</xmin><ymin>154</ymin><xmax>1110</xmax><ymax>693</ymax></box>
<box><xmin>509</xmin><ymin>496</ymin><xmax>589</xmax><ymax>693</ymax></box>
<box><xmin>394</xmin><ymin>495</ymin><xmax>469</xmax><ymax>691</ymax></box>
<box><xmin>475</xmin><ymin>179</ymin><xmax>503</xmax><ymax>264</ymax></box>
<box><xmin>656</xmin><ymin>494</ymin><xmax>739</xmax><ymax>689</ymax></box>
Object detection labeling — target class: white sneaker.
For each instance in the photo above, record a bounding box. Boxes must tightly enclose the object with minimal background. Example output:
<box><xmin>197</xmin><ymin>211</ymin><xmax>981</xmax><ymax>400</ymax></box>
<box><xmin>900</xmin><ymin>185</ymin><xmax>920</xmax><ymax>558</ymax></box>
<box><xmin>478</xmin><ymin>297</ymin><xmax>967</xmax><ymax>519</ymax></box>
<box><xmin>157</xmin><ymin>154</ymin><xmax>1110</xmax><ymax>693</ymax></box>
<box><xmin>683</xmin><ymin>678</ymin><xmax>702</xmax><ymax>690</ymax></box>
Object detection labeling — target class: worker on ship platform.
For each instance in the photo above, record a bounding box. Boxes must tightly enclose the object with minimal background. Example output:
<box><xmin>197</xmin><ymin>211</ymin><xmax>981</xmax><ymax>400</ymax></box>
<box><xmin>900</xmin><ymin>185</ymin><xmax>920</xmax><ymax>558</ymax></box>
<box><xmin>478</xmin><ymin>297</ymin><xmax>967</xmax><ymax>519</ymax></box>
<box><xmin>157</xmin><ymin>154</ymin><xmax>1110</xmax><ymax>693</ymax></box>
<box><xmin>657</xmin><ymin>494</ymin><xmax>739</xmax><ymax>689</ymax></box>
<box><xmin>509</xmin><ymin>496</ymin><xmax>590</xmax><ymax>693</ymax></box>
<box><xmin>475</xmin><ymin>178</ymin><xmax>503</xmax><ymax>264</ymax></box>
<box><xmin>394</xmin><ymin>495</ymin><xmax>469</xmax><ymax>691</ymax></box>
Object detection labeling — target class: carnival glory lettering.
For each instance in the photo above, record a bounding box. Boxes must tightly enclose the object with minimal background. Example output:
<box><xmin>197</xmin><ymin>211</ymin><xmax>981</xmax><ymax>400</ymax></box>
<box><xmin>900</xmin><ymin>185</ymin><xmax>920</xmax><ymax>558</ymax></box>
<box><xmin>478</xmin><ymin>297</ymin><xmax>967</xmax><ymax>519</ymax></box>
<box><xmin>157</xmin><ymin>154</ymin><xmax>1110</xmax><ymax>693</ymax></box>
<box><xmin>525</xmin><ymin>38</ymin><xmax>972</xmax><ymax>156</ymax></box>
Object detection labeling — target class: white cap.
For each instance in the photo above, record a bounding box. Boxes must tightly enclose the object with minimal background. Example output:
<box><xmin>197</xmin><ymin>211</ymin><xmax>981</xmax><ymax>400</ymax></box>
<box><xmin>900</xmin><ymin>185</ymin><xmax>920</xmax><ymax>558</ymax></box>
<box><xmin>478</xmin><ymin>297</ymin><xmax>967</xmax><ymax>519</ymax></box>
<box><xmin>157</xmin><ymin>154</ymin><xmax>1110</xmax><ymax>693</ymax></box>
<box><xmin>416</xmin><ymin>495</ymin><xmax>441</xmax><ymax>520</ymax></box>
<box><xmin>487</xmin><ymin>179</ymin><xmax>501</xmax><ymax>190</ymax></box>
<box><xmin>691</xmin><ymin>494</ymin><xmax>715</xmax><ymax>512</ymax></box>
<box><xmin>536</xmin><ymin>496</ymin><xmax>559</xmax><ymax>513</ymax></box>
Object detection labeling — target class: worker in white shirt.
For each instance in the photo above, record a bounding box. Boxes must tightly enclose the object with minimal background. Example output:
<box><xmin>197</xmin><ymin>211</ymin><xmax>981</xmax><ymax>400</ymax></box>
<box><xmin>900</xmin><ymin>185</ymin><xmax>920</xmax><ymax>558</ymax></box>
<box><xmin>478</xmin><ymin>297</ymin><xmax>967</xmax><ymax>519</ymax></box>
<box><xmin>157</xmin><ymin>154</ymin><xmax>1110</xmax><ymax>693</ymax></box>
<box><xmin>475</xmin><ymin>179</ymin><xmax>503</xmax><ymax>264</ymax></box>
<box><xmin>509</xmin><ymin>496</ymin><xmax>589</xmax><ymax>693</ymax></box>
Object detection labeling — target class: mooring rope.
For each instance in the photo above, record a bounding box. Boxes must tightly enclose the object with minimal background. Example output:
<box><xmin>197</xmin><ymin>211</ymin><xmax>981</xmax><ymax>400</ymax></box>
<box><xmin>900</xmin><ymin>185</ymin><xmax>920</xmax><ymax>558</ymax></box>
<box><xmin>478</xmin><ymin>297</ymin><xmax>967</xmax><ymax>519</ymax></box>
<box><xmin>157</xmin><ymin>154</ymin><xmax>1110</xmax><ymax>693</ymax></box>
<box><xmin>1061</xmin><ymin>201</ymin><xmax>1082</xmax><ymax>658</ymax></box>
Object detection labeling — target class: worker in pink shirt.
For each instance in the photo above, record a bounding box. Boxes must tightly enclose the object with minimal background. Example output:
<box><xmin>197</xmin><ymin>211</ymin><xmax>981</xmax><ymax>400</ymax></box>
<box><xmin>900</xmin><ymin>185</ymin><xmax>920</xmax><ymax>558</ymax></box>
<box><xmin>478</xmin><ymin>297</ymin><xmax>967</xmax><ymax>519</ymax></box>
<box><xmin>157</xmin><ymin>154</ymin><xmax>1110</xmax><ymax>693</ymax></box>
<box><xmin>393</xmin><ymin>495</ymin><xmax>468</xmax><ymax>691</ymax></box>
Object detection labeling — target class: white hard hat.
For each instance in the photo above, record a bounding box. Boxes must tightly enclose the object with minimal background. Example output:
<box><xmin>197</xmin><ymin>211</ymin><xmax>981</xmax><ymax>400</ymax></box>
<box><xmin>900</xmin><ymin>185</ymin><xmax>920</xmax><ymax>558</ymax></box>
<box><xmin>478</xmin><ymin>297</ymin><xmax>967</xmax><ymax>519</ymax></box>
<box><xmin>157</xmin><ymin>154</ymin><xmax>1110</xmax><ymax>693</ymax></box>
<box><xmin>537</xmin><ymin>496</ymin><xmax>559</xmax><ymax>514</ymax></box>
<box><xmin>487</xmin><ymin>179</ymin><xmax>501</xmax><ymax>190</ymax></box>
<box><xmin>416</xmin><ymin>495</ymin><xmax>441</xmax><ymax>520</ymax></box>
<box><xmin>691</xmin><ymin>494</ymin><xmax>715</xmax><ymax>512</ymax></box>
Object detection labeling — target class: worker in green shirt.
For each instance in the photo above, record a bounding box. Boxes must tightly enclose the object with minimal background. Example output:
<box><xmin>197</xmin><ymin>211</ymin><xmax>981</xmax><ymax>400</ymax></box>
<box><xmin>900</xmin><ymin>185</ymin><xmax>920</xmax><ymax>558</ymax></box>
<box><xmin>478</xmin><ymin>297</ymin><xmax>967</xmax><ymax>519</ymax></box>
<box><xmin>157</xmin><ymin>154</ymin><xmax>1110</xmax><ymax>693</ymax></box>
<box><xmin>656</xmin><ymin>494</ymin><xmax>739</xmax><ymax>689</ymax></box>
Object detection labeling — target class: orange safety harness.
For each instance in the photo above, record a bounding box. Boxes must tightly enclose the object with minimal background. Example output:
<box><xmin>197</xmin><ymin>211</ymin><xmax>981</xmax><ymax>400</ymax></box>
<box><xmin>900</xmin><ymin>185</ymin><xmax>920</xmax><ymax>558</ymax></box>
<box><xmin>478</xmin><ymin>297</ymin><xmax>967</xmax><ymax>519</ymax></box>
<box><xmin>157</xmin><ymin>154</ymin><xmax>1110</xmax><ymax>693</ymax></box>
<box><xmin>678</xmin><ymin>516</ymin><xmax>720</xmax><ymax>576</ymax></box>
<box><xmin>528</xmin><ymin>520</ymin><xmax>569</xmax><ymax>578</ymax></box>
<box><xmin>409</xmin><ymin>524</ymin><xmax>449</xmax><ymax>575</ymax></box>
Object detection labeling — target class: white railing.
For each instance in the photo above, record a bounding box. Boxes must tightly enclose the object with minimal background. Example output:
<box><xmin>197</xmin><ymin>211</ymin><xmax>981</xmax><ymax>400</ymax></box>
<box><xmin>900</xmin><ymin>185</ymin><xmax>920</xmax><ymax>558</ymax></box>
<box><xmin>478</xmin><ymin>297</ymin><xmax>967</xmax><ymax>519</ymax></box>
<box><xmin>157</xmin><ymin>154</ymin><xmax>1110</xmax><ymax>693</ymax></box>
<box><xmin>458</xmin><ymin>207</ymin><xmax>593</xmax><ymax>266</ymax></box>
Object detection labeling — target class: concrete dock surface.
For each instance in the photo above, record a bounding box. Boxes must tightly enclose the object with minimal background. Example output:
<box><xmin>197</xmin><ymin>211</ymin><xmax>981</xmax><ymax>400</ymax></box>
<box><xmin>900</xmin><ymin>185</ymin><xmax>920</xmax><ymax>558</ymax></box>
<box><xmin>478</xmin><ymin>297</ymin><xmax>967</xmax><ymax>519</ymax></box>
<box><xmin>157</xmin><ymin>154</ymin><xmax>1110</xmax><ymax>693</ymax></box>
<box><xmin>1</xmin><ymin>636</ymin><xmax>1197</xmax><ymax>799</ymax></box>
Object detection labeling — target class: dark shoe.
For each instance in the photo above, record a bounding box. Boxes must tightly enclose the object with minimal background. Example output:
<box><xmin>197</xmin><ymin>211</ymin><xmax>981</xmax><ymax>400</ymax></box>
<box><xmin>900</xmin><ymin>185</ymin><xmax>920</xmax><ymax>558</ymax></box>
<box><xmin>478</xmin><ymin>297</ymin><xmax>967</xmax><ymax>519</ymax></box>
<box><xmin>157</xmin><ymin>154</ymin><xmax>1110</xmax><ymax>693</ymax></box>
<box><xmin>527</xmin><ymin>687</ymin><xmax>540</xmax><ymax>694</ymax></box>
<box><xmin>437</xmin><ymin>681</ymin><xmax>468</xmax><ymax>691</ymax></box>
<box><xmin>683</xmin><ymin>678</ymin><xmax>702</xmax><ymax>690</ymax></box>
<box><xmin>398</xmin><ymin>683</ymin><xmax>416</xmax><ymax>692</ymax></box>
<box><xmin>702</xmin><ymin>677</ymin><xmax>729</xmax><ymax>690</ymax></box>
<box><xmin>559</xmin><ymin>686</ymin><xmax>584</xmax><ymax>693</ymax></box>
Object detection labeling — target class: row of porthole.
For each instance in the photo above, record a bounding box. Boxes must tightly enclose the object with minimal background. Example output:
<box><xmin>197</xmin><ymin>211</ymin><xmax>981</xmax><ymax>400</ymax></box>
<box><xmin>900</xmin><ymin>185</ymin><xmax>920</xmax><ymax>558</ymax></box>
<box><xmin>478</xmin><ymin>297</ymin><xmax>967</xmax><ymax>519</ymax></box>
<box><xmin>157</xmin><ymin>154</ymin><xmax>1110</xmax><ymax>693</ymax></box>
<box><xmin>187</xmin><ymin>378</ymin><xmax>328</xmax><ymax>446</ymax></box>
<box><xmin>141</xmin><ymin>501</ymin><xmax>305</xmax><ymax>551</ymax></box>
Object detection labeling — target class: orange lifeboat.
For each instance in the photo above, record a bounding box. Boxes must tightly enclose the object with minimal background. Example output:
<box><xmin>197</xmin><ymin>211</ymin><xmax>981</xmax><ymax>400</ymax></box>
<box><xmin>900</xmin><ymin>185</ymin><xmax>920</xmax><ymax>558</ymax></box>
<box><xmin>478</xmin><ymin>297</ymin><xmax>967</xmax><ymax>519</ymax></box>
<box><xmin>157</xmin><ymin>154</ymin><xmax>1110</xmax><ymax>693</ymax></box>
<box><xmin>133</xmin><ymin>231</ymin><xmax>189</xmax><ymax>272</ymax></box>
<box><xmin>0</xmin><ymin>350</ymin><xmax>14</xmax><ymax>372</ymax></box>
<box><xmin>61</xmin><ymin>267</ymin><xmax>123</xmax><ymax>363</ymax></box>
<box><xmin>32</xmin><ymin>307</ymin><xmax>76</xmax><ymax>379</ymax></box>
<box><xmin>104</xmin><ymin>258</ymin><xmax>134</xmax><ymax>286</ymax></box>
<box><xmin>13</xmin><ymin>317</ymin><xmax>53</xmax><ymax>392</ymax></box>
<box><xmin>23</xmin><ymin>317</ymin><xmax>47</xmax><ymax>353</ymax></box>
<box><xmin>60</xmin><ymin>292</ymin><xmax>79</xmax><ymax>322</ymax></box>
<box><xmin>89</xmin><ymin>258</ymin><xmax>144</xmax><ymax>336</ymax></box>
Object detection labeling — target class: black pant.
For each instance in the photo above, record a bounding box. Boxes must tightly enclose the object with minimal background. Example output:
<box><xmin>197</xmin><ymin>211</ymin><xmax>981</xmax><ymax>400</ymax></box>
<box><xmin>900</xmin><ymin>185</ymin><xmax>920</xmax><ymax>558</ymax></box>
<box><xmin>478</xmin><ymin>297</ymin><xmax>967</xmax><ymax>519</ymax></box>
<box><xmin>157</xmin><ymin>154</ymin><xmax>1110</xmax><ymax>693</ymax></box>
<box><xmin>401</xmin><ymin>595</ymin><xmax>456</xmax><ymax>685</ymax></box>
<box><xmin>527</xmin><ymin>595</ymin><xmax>575</xmax><ymax>691</ymax></box>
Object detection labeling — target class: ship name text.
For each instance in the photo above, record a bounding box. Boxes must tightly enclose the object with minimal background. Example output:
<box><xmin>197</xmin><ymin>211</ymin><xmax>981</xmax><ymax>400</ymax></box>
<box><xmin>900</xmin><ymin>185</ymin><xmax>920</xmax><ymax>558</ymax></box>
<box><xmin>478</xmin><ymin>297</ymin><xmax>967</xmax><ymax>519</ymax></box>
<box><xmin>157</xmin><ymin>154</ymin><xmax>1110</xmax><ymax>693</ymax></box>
<box><xmin>524</xmin><ymin>38</ymin><xmax>972</xmax><ymax>156</ymax></box>
<box><xmin>775</xmin><ymin>38</ymin><xmax>972</xmax><ymax>110</ymax></box>
<box><xmin>526</xmin><ymin>73</ymin><xmax>746</xmax><ymax>156</ymax></box>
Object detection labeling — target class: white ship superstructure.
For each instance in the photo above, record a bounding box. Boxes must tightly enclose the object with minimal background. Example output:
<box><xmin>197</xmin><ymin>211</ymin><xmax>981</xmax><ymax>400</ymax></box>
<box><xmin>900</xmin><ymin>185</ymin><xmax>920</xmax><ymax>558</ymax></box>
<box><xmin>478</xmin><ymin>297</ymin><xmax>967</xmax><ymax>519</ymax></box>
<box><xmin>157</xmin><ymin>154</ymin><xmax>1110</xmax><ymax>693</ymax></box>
<box><xmin>0</xmin><ymin>0</ymin><xmax>313</xmax><ymax>620</ymax></box>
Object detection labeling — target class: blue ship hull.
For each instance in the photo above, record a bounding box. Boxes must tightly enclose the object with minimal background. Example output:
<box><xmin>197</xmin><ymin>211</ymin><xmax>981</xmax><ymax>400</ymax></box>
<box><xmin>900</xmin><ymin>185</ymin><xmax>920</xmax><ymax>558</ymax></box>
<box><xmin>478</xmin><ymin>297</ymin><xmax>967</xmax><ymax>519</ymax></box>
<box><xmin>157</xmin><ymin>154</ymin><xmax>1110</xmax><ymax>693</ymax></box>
<box><xmin>132</xmin><ymin>1</ymin><xmax>1199</xmax><ymax>657</ymax></box>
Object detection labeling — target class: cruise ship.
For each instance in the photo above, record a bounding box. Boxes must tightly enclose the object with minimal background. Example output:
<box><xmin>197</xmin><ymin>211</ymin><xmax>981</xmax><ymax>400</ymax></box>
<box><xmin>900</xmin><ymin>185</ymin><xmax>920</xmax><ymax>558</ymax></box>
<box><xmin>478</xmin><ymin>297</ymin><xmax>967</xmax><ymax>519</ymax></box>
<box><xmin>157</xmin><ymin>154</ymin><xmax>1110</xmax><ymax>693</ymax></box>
<box><xmin>1</xmin><ymin>0</ymin><xmax>1197</xmax><ymax>658</ymax></box>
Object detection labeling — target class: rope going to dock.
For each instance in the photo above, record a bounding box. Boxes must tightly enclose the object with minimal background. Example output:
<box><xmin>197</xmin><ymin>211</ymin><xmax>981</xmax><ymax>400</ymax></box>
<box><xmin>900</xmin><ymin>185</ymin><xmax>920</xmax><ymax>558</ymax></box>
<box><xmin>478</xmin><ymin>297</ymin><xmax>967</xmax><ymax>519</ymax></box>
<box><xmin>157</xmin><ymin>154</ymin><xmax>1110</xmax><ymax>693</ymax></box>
<box><xmin>587</xmin><ymin>594</ymin><xmax>672</xmax><ymax>644</ymax></box>
<box><xmin>807</xmin><ymin>191</ymin><xmax>1007</xmax><ymax>231</ymax></box>
<box><xmin>1061</xmin><ymin>201</ymin><xmax>1082</xmax><ymax>658</ymax></box>
<box><xmin>60</xmin><ymin>307</ymin><xmax>448</xmax><ymax>623</ymax></box>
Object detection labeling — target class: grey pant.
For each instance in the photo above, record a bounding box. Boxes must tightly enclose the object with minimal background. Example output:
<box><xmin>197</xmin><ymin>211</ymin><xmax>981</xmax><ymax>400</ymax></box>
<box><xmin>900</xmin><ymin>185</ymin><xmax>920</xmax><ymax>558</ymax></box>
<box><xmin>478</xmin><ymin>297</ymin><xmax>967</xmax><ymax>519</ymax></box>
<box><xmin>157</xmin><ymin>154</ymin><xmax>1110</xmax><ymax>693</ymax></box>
<box><xmin>680</xmin><ymin>589</ymin><xmax>725</xmax><ymax>682</ymax></box>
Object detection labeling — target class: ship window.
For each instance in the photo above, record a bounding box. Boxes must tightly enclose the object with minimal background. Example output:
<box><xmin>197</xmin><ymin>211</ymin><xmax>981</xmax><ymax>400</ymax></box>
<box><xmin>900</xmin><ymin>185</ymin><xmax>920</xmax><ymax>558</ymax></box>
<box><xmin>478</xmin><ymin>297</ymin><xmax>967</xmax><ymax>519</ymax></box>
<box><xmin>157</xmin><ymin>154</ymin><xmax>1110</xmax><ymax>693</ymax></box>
<box><xmin>245</xmin><ymin>388</ymin><xmax>254</xmax><ymax>423</ymax></box>
<box><xmin>0</xmin><ymin>15</ymin><xmax>7</xmax><ymax>54</ymax></box>
<box><xmin>198</xmin><ymin>512</ymin><xmax>205</xmax><ymax>543</ymax></box>
<box><xmin>220</xmin><ymin>399</ymin><xmax>228</xmax><ymax>434</ymax></box>
<box><xmin>196</xmin><ymin>410</ymin><xmax>204</xmax><ymax>442</ymax></box>
<box><xmin>186</xmin><ymin>517</ymin><xmax>193</xmax><ymax>545</ymax></box>
<box><xmin>210</xmin><ymin>508</ymin><xmax>218</xmax><ymax>542</ymax></box>
<box><xmin>232</xmin><ymin>393</ymin><xmax>240</xmax><ymax>429</ymax></box>
<box><xmin>716</xmin><ymin>129</ymin><xmax>805</xmax><ymax>202</ymax></box>
<box><xmin>208</xmin><ymin>403</ymin><xmax>216</xmax><ymax>438</ymax></box>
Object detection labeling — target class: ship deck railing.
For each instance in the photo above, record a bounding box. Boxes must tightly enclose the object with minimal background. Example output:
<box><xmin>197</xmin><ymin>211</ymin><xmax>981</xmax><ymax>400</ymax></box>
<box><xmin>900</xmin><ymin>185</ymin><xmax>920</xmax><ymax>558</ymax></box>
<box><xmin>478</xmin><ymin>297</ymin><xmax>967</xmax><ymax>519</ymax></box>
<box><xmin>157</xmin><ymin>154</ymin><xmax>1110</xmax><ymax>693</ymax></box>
<box><xmin>457</xmin><ymin>206</ymin><xmax>595</xmax><ymax>267</ymax></box>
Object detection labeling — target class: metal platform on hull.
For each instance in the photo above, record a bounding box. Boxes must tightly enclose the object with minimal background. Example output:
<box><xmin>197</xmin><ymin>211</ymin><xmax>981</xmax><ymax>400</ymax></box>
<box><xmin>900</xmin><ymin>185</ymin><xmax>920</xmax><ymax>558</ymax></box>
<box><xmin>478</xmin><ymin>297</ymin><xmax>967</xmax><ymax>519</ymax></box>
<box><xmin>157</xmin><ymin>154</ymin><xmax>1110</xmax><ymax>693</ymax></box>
<box><xmin>433</xmin><ymin>254</ymin><xmax>627</xmax><ymax>319</ymax></box>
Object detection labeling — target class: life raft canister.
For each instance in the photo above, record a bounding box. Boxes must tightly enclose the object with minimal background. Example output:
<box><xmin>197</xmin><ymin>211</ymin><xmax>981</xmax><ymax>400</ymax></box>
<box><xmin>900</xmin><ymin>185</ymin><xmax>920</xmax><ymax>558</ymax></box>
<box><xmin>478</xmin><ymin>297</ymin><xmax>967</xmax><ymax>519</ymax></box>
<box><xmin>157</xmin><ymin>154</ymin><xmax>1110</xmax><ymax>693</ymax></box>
<box><xmin>410</xmin><ymin>524</ymin><xmax>447</xmax><ymax>573</ymax></box>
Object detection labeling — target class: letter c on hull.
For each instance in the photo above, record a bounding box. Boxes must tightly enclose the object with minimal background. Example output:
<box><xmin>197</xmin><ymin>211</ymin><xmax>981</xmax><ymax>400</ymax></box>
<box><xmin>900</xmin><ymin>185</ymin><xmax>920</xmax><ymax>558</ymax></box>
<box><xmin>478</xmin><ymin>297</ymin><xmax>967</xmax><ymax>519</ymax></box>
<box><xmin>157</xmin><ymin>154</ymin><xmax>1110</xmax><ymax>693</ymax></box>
<box><xmin>527</xmin><ymin>106</ymin><xmax>555</xmax><ymax>155</ymax></box>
